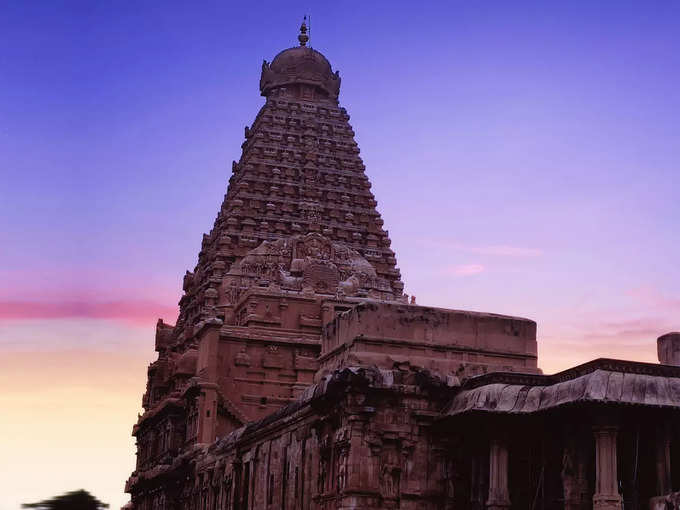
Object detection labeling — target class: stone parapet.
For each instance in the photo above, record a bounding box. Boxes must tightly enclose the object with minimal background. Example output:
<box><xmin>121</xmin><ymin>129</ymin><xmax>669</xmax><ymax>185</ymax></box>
<box><xmin>318</xmin><ymin>301</ymin><xmax>538</xmax><ymax>380</ymax></box>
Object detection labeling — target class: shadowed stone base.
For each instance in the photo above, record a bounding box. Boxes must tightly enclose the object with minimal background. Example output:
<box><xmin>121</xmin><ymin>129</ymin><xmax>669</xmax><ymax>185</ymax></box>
<box><xmin>593</xmin><ymin>494</ymin><xmax>622</xmax><ymax>510</ymax></box>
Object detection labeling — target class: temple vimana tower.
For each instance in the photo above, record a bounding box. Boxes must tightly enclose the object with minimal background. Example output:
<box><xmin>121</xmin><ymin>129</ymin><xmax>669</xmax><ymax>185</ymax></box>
<box><xmin>125</xmin><ymin>21</ymin><xmax>680</xmax><ymax>510</ymax></box>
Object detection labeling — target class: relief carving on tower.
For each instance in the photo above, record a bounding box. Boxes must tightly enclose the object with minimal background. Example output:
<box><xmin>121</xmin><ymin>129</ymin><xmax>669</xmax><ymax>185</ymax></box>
<box><xmin>221</xmin><ymin>232</ymin><xmax>395</xmax><ymax>304</ymax></box>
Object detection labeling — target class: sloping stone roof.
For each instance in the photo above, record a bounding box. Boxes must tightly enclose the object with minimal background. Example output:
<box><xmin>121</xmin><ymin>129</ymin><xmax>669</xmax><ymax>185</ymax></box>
<box><xmin>445</xmin><ymin>358</ymin><xmax>680</xmax><ymax>416</ymax></box>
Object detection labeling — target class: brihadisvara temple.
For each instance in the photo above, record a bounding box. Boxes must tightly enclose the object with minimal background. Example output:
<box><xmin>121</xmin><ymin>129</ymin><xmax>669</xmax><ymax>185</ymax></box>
<box><xmin>124</xmin><ymin>22</ymin><xmax>680</xmax><ymax>510</ymax></box>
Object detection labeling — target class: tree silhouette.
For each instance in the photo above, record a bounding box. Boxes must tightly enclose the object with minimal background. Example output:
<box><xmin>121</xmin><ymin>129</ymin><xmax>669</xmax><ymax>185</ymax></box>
<box><xmin>22</xmin><ymin>489</ymin><xmax>109</xmax><ymax>510</ymax></box>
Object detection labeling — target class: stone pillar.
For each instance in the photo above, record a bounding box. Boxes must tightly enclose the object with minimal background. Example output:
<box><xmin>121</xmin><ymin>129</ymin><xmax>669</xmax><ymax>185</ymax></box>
<box><xmin>486</xmin><ymin>439</ymin><xmax>511</xmax><ymax>510</ymax></box>
<box><xmin>658</xmin><ymin>332</ymin><xmax>680</xmax><ymax>366</ymax></box>
<box><xmin>593</xmin><ymin>426</ymin><xmax>622</xmax><ymax>510</ymax></box>
<box><xmin>655</xmin><ymin>422</ymin><xmax>672</xmax><ymax>496</ymax></box>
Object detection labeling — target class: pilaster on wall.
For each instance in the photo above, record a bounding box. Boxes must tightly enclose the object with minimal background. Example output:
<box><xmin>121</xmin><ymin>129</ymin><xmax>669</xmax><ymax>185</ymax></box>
<box><xmin>197</xmin><ymin>322</ymin><xmax>221</xmax><ymax>381</ymax></box>
<box><xmin>345</xmin><ymin>414</ymin><xmax>378</xmax><ymax>494</ymax></box>
<box><xmin>197</xmin><ymin>386</ymin><xmax>218</xmax><ymax>444</ymax></box>
<box><xmin>196</xmin><ymin>323</ymin><xmax>221</xmax><ymax>444</ymax></box>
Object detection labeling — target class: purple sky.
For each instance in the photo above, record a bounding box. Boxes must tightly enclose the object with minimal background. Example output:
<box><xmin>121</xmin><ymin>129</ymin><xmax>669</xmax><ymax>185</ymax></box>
<box><xmin>1</xmin><ymin>2</ymin><xmax>679</xmax><ymax>508</ymax></box>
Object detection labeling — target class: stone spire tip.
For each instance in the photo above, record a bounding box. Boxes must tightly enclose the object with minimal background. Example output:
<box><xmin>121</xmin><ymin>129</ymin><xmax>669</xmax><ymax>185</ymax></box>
<box><xmin>298</xmin><ymin>16</ymin><xmax>309</xmax><ymax>46</ymax></box>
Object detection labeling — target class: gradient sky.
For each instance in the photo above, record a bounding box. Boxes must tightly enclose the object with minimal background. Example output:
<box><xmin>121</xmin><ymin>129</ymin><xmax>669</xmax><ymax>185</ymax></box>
<box><xmin>1</xmin><ymin>1</ymin><xmax>679</xmax><ymax>509</ymax></box>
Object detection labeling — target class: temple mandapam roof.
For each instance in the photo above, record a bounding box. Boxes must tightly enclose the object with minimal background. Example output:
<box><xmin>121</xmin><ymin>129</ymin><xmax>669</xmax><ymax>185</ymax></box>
<box><xmin>444</xmin><ymin>358</ymin><xmax>680</xmax><ymax>416</ymax></box>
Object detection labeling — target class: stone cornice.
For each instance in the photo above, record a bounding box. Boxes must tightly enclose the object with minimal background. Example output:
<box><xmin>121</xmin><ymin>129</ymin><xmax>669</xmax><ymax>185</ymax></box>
<box><xmin>317</xmin><ymin>335</ymin><xmax>539</xmax><ymax>365</ymax></box>
<box><xmin>463</xmin><ymin>357</ymin><xmax>680</xmax><ymax>390</ymax></box>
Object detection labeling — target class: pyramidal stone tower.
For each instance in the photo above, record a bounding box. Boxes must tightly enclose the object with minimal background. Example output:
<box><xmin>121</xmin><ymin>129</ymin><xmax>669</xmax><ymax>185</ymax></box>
<box><xmin>133</xmin><ymin>19</ymin><xmax>413</xmax><ymax>466</ymax></box>
<box><xmin>175</xmin><ymin>23</ymin><xmax>403</xmax><ymax>346</ymax></box>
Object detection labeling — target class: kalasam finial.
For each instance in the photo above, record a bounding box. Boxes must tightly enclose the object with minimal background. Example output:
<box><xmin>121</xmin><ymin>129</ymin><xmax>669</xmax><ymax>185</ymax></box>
<box><xmin>298</xmin><ymin>16</ymin><xmax>309</xmax><ymax>46</ymax></box>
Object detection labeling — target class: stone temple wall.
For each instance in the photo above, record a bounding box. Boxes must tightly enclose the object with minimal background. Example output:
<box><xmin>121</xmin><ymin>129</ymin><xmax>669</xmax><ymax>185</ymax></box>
<box><xmin>128</xmin><ymin>366</ymin><xmax>454</xmax><ymax>510</ymax></box>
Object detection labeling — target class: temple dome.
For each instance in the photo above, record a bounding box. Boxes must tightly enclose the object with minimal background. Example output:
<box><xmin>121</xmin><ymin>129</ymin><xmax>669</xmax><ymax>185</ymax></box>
<box><xmin>270</xmin><ymin>46</ymin><xmax>333</xmax><ymax>77</ymax></box>
<box><xmin>259</xmin><ymin>21</ymin><xmax>340</xmax><ymax>99</ymax></box>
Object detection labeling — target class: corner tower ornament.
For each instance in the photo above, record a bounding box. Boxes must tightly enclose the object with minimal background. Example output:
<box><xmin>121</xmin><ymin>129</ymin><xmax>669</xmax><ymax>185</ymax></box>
<box><xmin>125</xmin><ymin>26</ymin><xmax>680</xmax><ymax>510</ymax></box>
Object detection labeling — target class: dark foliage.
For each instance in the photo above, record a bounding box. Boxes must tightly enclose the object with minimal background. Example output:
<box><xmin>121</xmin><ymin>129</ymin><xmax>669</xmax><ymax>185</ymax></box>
<box><xmin>22</xmin><ymin>489</ymin><xmax>109</xmax><ymax>510</ymax></box>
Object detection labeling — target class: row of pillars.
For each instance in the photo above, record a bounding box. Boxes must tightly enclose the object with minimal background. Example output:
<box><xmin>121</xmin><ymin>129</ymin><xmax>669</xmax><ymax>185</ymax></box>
<box><xmin>485</xmin><ymin>424</ymin><xmax>673</xmax><ymax>510</ymax></box>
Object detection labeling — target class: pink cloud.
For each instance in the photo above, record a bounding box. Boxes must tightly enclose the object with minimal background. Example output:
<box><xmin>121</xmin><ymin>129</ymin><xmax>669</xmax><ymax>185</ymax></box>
<box><xmin>0</xmin><ymin>269</ymin><xmax>180</xmax><ymax>304</ymax></box>
<box><xmin>456</xmin><ymin>244</ymin><xmax>543</xmax><ymax>257</ymax></box>
<box><xmin>537</xmin><ymin>310</ymin><xmax>675</xmax><ymax>373</ymax></box>
<box><xmin>544</xmin><ymin>314</ymin><xmax>672</xmax><ymax>344</ymax></box>
<box><xmin>580</xmin><ymin>327</ymin><xmax>663</xmax><ymax>342</ymax></box>
<box><xmin>0</xmin><ymin>301</ymin><xmax>178</xmax><ymax>324</ymax></box>
<box><xmin>539</xmin><ymin>340</ymin><xmax>658</xmax><ymax>374</ymax></box>
<box><xmin>450</xmin><ymin>264</ymin><xmax>485</xmax><ymax>276</ymax></box>
<box><xmin>625</xmin><ymin>286</ymin><xmax>680</xmax><ymax>312</ymax></box>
